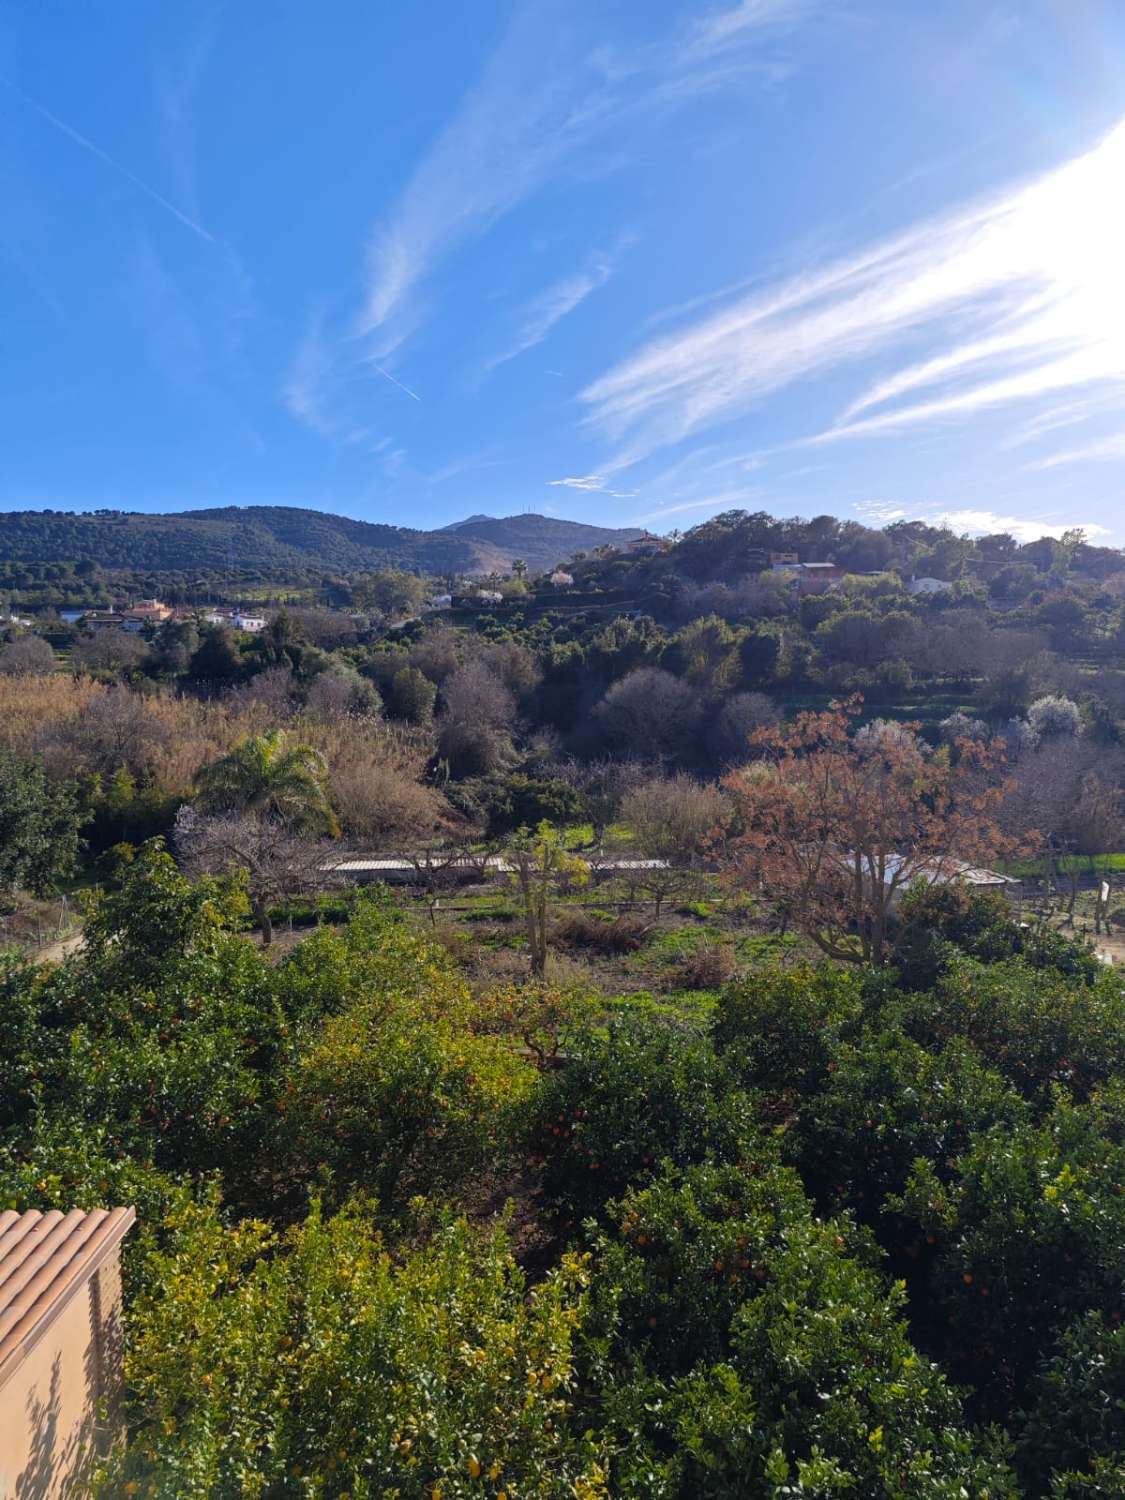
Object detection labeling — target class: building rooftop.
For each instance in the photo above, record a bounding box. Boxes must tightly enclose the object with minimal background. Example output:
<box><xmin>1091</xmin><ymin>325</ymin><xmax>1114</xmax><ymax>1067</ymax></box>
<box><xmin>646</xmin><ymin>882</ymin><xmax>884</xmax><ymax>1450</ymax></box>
<box><xmin>881</xmin><ymin>853</ymin><xmax>1016</xmax><ymax>887</ymax></box>
<box><xmin>324</xmin><ymin>855</ymin><xmax>670</xmax><ymax>876</ymax></box>
<box><xmin>0</xmin><ymin>1207</ymin><xmax>135</xmax><ymax>1393</ymax></box>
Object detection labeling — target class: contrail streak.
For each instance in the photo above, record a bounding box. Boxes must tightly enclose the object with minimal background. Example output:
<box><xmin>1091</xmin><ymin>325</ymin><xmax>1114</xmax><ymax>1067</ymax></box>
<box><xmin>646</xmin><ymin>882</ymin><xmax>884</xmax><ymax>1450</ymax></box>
<box><xmin>4</xmin><ymin>79</ymin><xmax>214</xmax><ymax>243</ymax></box>
<box><xmin>370</xmin><ymin>363</ymin><xmax>421</xmax><ymax>401</ymax></box>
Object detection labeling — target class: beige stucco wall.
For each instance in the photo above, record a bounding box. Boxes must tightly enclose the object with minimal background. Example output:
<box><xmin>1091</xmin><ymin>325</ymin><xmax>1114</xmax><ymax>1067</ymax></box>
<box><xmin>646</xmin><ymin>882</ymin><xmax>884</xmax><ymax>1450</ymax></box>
<box><xmin>0</xmin><ymin>1254</ymin><xmax>125</xmax><ymax>1500</ymax></box>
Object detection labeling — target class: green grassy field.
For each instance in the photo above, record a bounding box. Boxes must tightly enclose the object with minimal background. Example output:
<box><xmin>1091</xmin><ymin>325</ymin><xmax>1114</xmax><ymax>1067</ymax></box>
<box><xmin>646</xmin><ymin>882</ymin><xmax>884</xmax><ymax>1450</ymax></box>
<box><xmin>1002</xmin><ymin>852</ymin><xmax>1125</xmax><ymax>879</ymax></box>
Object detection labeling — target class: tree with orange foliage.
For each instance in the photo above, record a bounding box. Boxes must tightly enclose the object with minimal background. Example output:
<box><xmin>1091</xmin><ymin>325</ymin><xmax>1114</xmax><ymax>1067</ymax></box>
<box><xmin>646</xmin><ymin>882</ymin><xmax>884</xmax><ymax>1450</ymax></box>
<box><xmin>720</xmin><ymin>700</ymin><xmax>1023</xmax><ymax>966</ymax></box>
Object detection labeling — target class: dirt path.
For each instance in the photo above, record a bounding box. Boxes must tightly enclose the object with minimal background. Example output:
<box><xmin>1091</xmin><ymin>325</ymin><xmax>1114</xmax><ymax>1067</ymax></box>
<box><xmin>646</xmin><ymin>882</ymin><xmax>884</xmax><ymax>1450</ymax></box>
<box><xmin>36</xmin><ymin>930</ymin><xmax>84</xmax><ymax>964</ymax></box>
<box><xmin>1093</xmin><ymin>934</ymin><xmax>1125</xmax><ymax>967</ymax></box>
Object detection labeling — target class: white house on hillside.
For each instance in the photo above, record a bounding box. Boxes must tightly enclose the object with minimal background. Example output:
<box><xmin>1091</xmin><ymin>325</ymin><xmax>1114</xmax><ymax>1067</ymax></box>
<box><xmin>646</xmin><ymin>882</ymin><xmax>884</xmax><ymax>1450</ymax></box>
<box><xmin>907</xmin><ymin>576</ymin><xmax>953</xmax><ymax>596</ymax></box>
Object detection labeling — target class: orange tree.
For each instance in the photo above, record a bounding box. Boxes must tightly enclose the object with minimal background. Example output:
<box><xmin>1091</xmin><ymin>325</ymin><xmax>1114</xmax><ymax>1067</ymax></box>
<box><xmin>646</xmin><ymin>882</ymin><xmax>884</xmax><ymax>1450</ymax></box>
<box><xmin>720</xmin><ymin>699</ymin><xmax>1022</xmax><ymax>965</ymax></box>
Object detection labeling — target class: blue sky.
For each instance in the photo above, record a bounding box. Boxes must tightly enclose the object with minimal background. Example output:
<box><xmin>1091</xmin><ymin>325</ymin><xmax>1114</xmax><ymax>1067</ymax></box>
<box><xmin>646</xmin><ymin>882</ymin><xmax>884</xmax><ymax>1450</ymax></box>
<box><xmin>3</xmin><ymin>1</ymin><xmax>1125</xmax><ymax>543</ymax></box>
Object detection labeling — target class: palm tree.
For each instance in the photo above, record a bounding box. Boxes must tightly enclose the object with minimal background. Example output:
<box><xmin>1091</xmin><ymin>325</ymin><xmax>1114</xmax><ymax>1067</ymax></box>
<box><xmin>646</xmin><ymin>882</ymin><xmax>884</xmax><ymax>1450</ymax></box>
<box><xmin>195</xmin><ymin>729</ymin><xmax>339</xmax><ymax>835</ymax></box>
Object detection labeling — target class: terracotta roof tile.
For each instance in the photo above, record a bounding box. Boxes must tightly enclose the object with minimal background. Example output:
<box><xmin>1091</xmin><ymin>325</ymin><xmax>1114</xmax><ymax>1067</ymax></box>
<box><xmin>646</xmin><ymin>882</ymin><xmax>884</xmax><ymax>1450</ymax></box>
<box><xmin>0</xmin><ymin>1206</ymin><xmax>135</xmax><ymax>1390</ymax></box>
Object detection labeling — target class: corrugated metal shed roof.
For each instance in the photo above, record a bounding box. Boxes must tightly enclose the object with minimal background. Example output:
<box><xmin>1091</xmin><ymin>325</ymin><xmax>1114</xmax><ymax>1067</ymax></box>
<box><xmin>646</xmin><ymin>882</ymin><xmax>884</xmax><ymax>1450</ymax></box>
<box><xmin>0</xmin><ymin>1207</ymin><xmax>135</xmax><ymax>1391</ymax></box>
<box><xmin>323</xmin><ymin>856</ymin><xmax>671</xmax><ymax>875</ymax></box>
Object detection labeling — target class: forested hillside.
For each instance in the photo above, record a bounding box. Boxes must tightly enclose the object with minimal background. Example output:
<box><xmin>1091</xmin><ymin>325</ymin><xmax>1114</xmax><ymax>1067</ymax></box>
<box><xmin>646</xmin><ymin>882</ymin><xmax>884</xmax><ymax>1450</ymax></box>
<box><xmin>0</xmin><ymin>506</ymin><xmax>644</xmax><ymax>575</ymax></box>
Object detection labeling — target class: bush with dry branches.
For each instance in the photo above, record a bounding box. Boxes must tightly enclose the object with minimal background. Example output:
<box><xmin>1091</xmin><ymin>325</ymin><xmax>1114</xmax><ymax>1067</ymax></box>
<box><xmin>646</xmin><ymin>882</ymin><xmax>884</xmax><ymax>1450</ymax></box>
<box><xmin>721</xmin><ymin>698</ymin><xmax>1025</xmax><ymax>966</ymax></box>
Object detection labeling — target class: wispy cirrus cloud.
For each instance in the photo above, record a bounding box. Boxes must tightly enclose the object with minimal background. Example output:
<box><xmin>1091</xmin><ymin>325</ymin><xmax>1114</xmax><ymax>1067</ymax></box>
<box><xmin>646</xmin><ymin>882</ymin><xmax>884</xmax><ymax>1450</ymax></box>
<box><xmin>481</xmin><ymin>240</ymin><xmax>628</xmax><ymax>376</ymax></box>
<box><xmin>581</xmin><ymin>117</ymin><xmax>1125</xmax><ymax>470</ymax></box>
<box><xmin>283</xmin><ymin>312</ymin><xmax>421</xmax><ymax>448</ymax></box>
<box><xmin>288</xmin><ymin>0</ymin><xmax>823</xmax><ymax>442</ymax></box>
<box><xmin>999</xmin><ymin>392</ymin><xmax>1125</xmax><ymax>450</ymax></box>
<box><xmin>1033</xmin><ymin>434</ymin><xmax>1125</xmax><ymax>469</ymax></box>
<box><xmin>152</xmin><ymin>10</ymin><xmax>216</xmax><ymax>223</ymax></box>
<box><xmin>283</xmin><ymin>313</ymin><xmax>372</xmax><ymax>444</ymax></box>
<box><xmin>358</xmin><ymin>0</ymin><xmax>821</xmax><ymax>354</ymax></box>
<box><xmin>688</xmin><ymin>0</ymin><xmax>817</xmax><ymax>55</ymax></box>
<box><xmin>548</xmin><ymin>472</ymin><xmax>638</xmax><ymax>498</ymax></box>
<box><xmin>638</xmin><ymin>489</ymin><xmax>758</xmax><ymax>522</ymax></box>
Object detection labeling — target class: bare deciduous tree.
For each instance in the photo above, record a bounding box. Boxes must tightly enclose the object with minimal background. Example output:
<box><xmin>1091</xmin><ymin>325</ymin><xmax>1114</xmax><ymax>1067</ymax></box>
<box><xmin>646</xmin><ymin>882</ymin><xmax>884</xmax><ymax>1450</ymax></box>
<box><xmin>1002</xmin><ymin>738</ymin><xmax>1125</xmax><ymax>920</ymax></box>
<box><xmin>403</xmin><ymin>840</ymin><xmax>480</xmax><ymax>925</ymax></box>
<box><xmin>554</xmin><ymin>757</ymin><xmax>647</xmax><ymax>847</ymax></box>
<box><xmin>37</xmin><ymin>685</ymin><xmax>170</xmax><ymax>779</ymax></box>
<box><xmin>0</xmin><ymin>636</ymin><xmax>55</xmax><ymax>677</ymax></box>
<box><xmin>408</xmin><ymin>626</ymin><xmax>462</xmax><ymax>685</ymax></box>
<box><xmin>284</xmin><ymin>608</ymin><xmax>360</xmax><ymax>649</ymax></box>
<box><xmin>331</xmin><ymin>757</ymin><xmax>446</xmax><ymax>847</ymax></box>
<box><xmin>437</xmin><ymin>661</ymin><xmax>517</xmax><ymax>776</ymax></box>
<box><xmin>591</xmin><ymin>667</ymin><xmax>702</xmax><ymax>763</ymax></box>
<box><xmin>481</xmin><ymin>640</ymin><xmax>542</xmax><ymax>698</ymax></box>
<box><xmin>714</xmin><ymin>692</ymin><xmax>780</xmax><ymax>764</ymax></box>
<box><xmin>71</xmin><ymin>630</ymin><xmax>147</xmax><ymax>676</ymax></box>
<box><xmin>304</xmin><ymin>665</ymin><xmax>382</xmax><ymax>721</ymax></box>
<box><xmin>174</xmin><ymin>805</ymin><xmax>328</xmax><ymax>946</ymax></box>
<box><xmin>227</xmin><ymin>667</ymin><xmax>298</xmax><ymax>718</ymax></box>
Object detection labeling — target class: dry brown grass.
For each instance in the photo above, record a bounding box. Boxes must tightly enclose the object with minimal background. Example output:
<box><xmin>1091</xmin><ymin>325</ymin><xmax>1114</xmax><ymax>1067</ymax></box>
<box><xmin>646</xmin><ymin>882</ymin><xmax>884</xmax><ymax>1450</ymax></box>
<box><xmin>297</xmin><ymin>715</ymin><xmax>444</xmax><ymax>843</ymax></box>
<box><xmin>6</xmin><ymin>675</ymin><xmax>277</xmax><ymax>792</ymax></box>
<box><xmin>0</xmin><ymin>674</ymin><xmax>447</xmax><ymax>838</ymax></box>
<box><xmin>0</xmin><ymin>674</ymin><xmax>102</xmax><ymax>754</ymax></box>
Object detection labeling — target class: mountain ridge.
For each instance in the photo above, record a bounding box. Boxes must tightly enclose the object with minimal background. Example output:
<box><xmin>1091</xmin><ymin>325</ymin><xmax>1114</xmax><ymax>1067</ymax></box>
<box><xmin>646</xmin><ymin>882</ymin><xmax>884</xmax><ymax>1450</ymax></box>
<box><xmin>0</xmin><ymin>506</ymin><xmax>646</xmax><ymax>575</ymax></box>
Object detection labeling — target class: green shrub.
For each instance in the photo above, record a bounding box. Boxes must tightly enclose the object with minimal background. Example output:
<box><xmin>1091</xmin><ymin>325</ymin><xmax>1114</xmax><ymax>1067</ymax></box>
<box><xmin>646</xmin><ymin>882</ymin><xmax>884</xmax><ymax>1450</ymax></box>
<box><xmin>893</xmin><ymin>884</ymin><xmax>1101</xmax><ymax>990</ymax></box>
<box><xmin>713</xmin><ymin>965</ymin><xmax>866</xmax><ymax>1111</ymax></box>
<box><xmin>101</xmin><ymin>1200</ymin><xmax>609</xmax><ymax>1499</ymax></box>
<box><xmin>793</xmin><ymin>1031</ymin><xmax>1027</xmax><ymax>1220</ymax></box>
<box><xmin>4</xmin><ymin>848</ymin><xmax>282</xmax><ymax>1182</ymax></box>
<box><xmin>1016</xmin><ymin>1313</ymin><xmax>1125</xmax><ymax>1494</ymax></box>
<box><xmin>891</xmin><ymin>1101</ymin><xmax>1125</xmax><ymax>1410</ymax></box>
<box><xmin>275</xmin><ymin>892</ymin><xmax>472</xmax><ymax>1034</ymax></box>
<box><xmin>279</xmin><ymin>1000</ymin><xmax>536</xmax><ymax>1209</ymax></box>
<box><xmin>584</xmin><ymin>1162</ymin><xmax>1017</xmax><ymax>1499</ymax></box>
<box><xmin>0</xmin><ymin>1114</ymin><xmax>190</xmax><ymax>1291</ymax></box>
<box><xmin>483</xmin><ymin>772</ymin><xmax>586</xmax><ymax>837</ymax></box>
<box><xmin>0</xmin><ymin>950</ymin><xmax>61</xmax><ymax>1131</ymax></box>
<box><xmin>531</xmin><ymin>1019</ymin><xmax>759</xmax><ymax>1221</ymax></box>
<box><xmin>901</xmin><ymin>957</ymin><xmax>1125</xmax><ymax>1102</ymax></box>
<box><xmin>584</xmin><ymin>1160</ymin><xmax>822</xmax><ymax>1376</ymax></box>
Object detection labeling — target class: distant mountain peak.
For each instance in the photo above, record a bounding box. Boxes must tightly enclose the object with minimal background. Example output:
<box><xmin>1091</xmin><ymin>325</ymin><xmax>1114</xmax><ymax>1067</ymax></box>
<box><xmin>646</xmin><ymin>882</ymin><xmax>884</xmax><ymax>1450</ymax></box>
<box><xmin>0</xmin><ymin>504</ymin><xmax>646</xmax><ymax>575</ymax></box>
<box><xmin>440</xmin><ymin>513</ymin><xmax>496</xmax><ymax>531</ymax></box>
